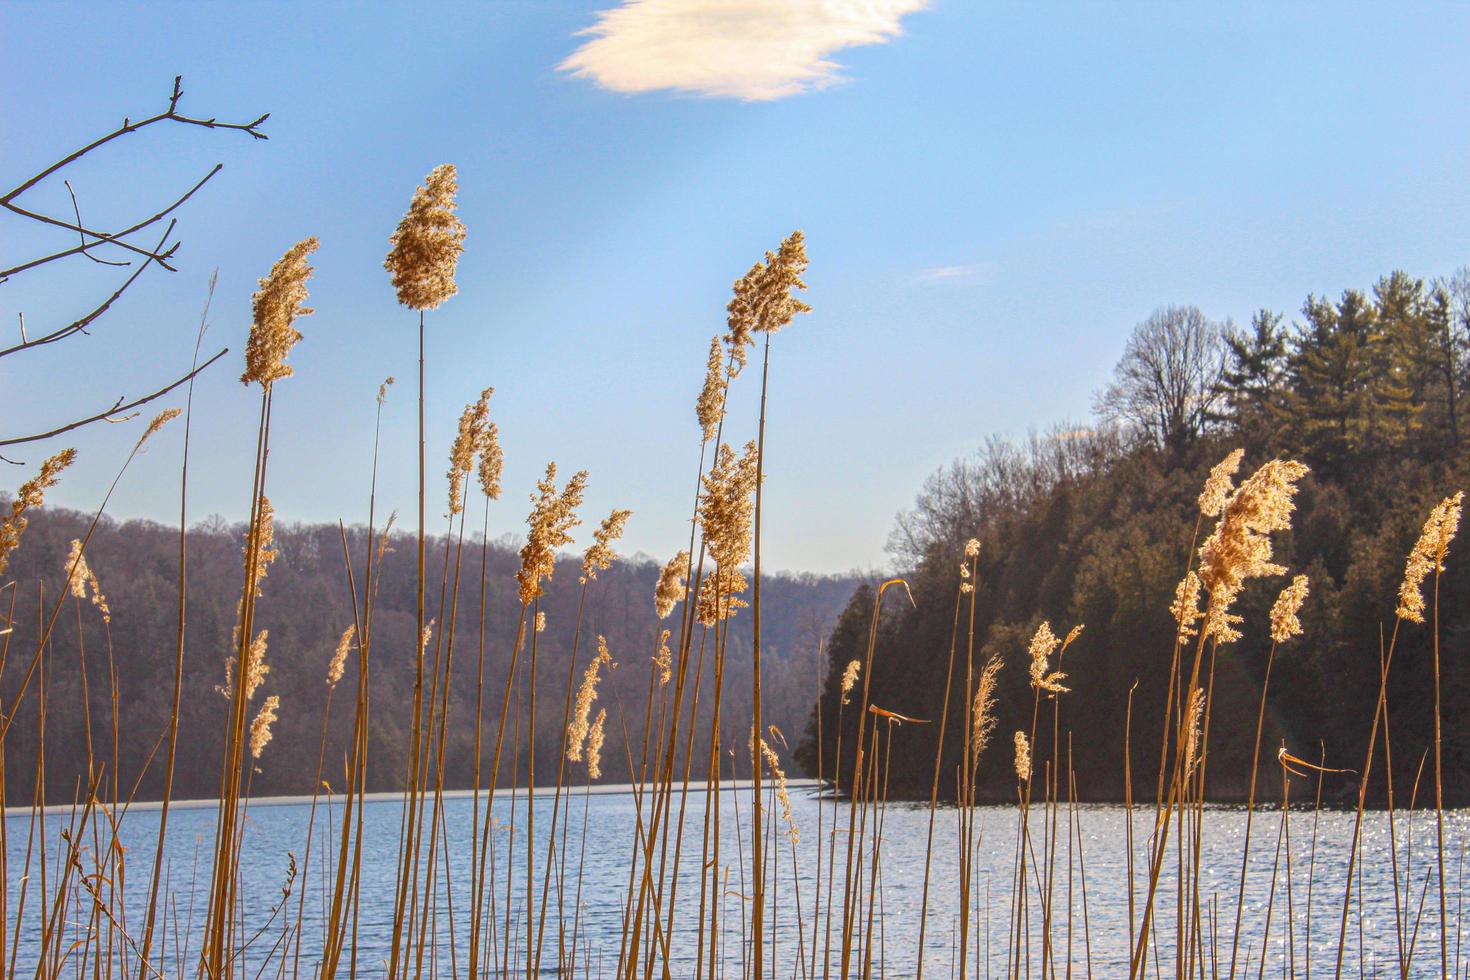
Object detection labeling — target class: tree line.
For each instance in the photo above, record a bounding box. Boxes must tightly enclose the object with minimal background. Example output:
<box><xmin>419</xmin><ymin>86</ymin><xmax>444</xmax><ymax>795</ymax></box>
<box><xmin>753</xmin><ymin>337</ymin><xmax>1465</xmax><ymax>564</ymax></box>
<box><xmin>799</xmin><ymin>266</ymin><xmax>1470</xmax><ymax>806</ymax></box>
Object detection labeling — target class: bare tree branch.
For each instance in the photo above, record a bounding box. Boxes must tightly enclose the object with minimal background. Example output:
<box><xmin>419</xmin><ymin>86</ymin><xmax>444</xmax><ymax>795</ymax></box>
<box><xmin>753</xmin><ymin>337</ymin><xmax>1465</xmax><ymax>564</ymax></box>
<box><xmin>0</xmin><ymin>347</ymin><xmax>229</xmax><ymax>448</ymax></box>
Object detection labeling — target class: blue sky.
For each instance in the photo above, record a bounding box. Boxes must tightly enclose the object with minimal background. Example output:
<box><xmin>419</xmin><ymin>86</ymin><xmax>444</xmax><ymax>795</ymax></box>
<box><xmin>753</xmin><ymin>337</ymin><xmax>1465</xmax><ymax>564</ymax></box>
<box><xmin>3</xmin><ymin>2</ymin><xmax>1469</xmax><ymax>573</ymax></box>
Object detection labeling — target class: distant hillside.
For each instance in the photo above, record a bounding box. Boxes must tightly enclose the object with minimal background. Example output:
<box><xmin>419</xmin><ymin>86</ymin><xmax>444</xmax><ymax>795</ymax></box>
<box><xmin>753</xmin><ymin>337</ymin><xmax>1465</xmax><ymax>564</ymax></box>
<box><xmin>798</xmin><ymin>268</ymin><xmax>1470</xmax><ymax>806</ymax></box>
<box><xmin>0</xmin><ymin>505</ymin><xmax>864</xmax><ymax>802</ymax></box>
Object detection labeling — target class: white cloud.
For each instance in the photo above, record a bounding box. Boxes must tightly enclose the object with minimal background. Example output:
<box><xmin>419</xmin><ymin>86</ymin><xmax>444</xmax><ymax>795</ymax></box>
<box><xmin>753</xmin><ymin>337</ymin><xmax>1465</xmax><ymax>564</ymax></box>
<box><xmin>559</xmin><ymin>0</ymin><xmax>928</xmax><ymax>101</ymax></box>
<box><xmin>916</xmin><ymin>262</ymin><xmax>996</xmax><ymax>285</ymax></box>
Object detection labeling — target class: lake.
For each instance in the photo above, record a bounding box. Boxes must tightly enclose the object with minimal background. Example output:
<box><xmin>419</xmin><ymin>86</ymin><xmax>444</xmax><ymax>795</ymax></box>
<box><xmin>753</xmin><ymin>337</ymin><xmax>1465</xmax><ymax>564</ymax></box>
<box><xmin>5</xmin><ymin>784</ymin><xmax>1466</xmax><ymax>977</ymax></box>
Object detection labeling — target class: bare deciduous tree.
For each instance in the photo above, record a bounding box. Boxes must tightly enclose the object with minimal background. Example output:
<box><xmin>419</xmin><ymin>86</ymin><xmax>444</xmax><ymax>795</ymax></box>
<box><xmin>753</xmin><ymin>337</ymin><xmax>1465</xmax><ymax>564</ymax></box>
<box><xmin>1095</xmin><ymin>304</ymin><xmax>1228</xmax><ymax>458</ymax></box>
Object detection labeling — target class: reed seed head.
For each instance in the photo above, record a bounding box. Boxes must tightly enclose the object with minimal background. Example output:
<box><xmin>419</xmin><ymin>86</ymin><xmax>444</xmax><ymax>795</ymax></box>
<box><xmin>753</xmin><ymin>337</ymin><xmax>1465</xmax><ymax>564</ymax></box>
<box><xmin>568</xmin><ymin>635</ymin><xmax>615</xmax><ymax>762</ymax></box>
<box><xmin>378</xmin><ymin>376</ymin><xmax>395</xmax><ymax>405</ymax></box>
<box><xmin>244</xmin><ymin>495</ymin><xmax>278</xmax><ymax>598</ymax></box>
<box><xmin>327</xmin><ymin>624</ymin><xmax>355</xmax><ymax>688</ymax></box>
<box><xmin>1013</xmin><ymin>731</ymin><xmax>1032</xmax><ymax>782</ymax></box>
<box><xmin>138</xmin><ymin>408</ymin><xmax>181</xmax><ymax>450</ymax></box>
<box><xmin>448</xmin><ymin>388</ymin><xmax>492</xmax><ymax>516</ymax></box>
<box><xmin>1170</xmin><ymin>570</ymin><xmax>1203</xmax><ymax>646</ymax></box>
<box><xmin>535</xmin><ymin>610</ymin><xmax>547</xmax><ymax>633</ymax></box>
<box><xmin>1183</xmin><ymin>686</ymin><xmax>1205</xmax><ymax>777</ymax></box>
<box><xmin>244</xmin><ymin>630</ymin><xmax>270</xmax><ymax>700</ymax></box>
<box><xmin>1398</xmin><ymin>491</ymin><xmax>1464</xmax><ymax>623</ymax></box>
<box><xmin>696</xmin><ymin>441</ymin><xmax>759</xmax><ymax>625</ymax></box>
<box><xmin>242</xmin><ymin>237</ymin><xmax>318</xmax><ymax>388</ymax></box>
<box><xmin>654</xmin><ymin>550</ymin><xmax>689</xmax><ymax>620</ymax></box>
<box><xmin>752</xmin><ymin>729</ymin><xmax>798</xmax><ymax>843</ymax></box>
<box><xmin>971</xmin><ymin>657</ymin><xmax>1001</xmax><ymax>762</ymax></box>
<box><xmin>249</xmin><ymin>694</ymin><xmax>281</xmax><ymax>759</ymax></box>
<box><xmin>1269</xmin><ymin>574</ymin><xmax>1309</xmax><ymax>644</ymax></box>
<box><xmin>1197</xmin><ymin>457</ymin><xmax>1310</xmax><ymax>644</ymax></box>
<box><xmin>696</xmin><ymin>336</ymin><xmax>726</xmax><ymax>443</ymax></box>
<box><xmin>385</xmin><ymin>164</ymin><xmax>466</xmax><ymax>311</ymax></box>
<box><xmin>64</xmin><ymin>538</ymin><xmax>110</xmax><ymax>623</ymax></box>
<box><xmin>653</xmin><ymin>628</ymin><xmax>672</xmax><ymax>686</ymax></box>
<box><xmin>724</xmin><ymin>230</ymin><xmax>811</xmax><ymax>369</ymax></box>
<box><xmin>586</xmin><ymin>708</ymin><xmax>607</xmax><ymax>780</ymax></box>
<box><xmin>478</xmin><ymin>422</ymin><xmax>504</xmax><ymax>500</ymax></box>
<box><xmin>840</xmin><ymin>659</ymin><xmax>861</xmax><ymax>705</ymax></box>
<box><xmin>0</xmin><ymin>448</ymin><xmax>77</xmax><ymax>576</ymax></box>
<box><xmin>582</xmin><ymin>508</ymin><xmax>632</xmax><ymax>583</ymax></box>
<box><xmin>1199</xmin><ymin>448</ymin><xmax>1245</xmax><ymax>518</ymax></box>
<box><xmin>1028</xmin><ymin>621</ymin><xmax>1069</xmax><ymax>694</ymax></box>
<box><xmin>517</xmin><ymin>463</ymin><xmax>589</xmax><ymax>606</ymax></box>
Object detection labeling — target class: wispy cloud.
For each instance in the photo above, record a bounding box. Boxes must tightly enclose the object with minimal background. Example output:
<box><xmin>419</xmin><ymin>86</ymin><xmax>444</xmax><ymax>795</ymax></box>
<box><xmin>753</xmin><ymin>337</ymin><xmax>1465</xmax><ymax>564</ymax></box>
<box><xmin>916</xmin><ymin>262</ymin><xmax>996</xmax><ymax>285</ymax></box>
<box><xmin>559</xmin><ymin>0</ymin><xmax>928</xmax><ymax>102</ymax></box>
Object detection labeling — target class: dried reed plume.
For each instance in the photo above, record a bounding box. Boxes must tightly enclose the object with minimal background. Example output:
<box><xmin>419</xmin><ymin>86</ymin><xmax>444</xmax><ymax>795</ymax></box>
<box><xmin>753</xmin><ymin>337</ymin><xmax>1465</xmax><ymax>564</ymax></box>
<box><xmin>959</xmin><ymin>561</ymin><xmax>973</xmax><ymax>593</ymax></box>
<box><xmin>696</xmin><ymin>441</ymin><xmax>759</xmax><ymax>625</ymax></box>
<box><xmin>1183</xmin><ymin>686</ymin><xmax>1205</xmax><ymax>776</ymax></box>
<box><xmin>585</xmin><ymin>708</ymin><xmax>607</xmax><ymax>780</ymax></box>
<box><xmin>1171</xmin><ymin>570</ymin><xmax>1203</xmax><ymax>645</ymax></box>
<box><xmin>139</xmin><ymin>407</ymin><xmax>182</xmax><ymax>447</ymax></box>
<box><xmin>244</xmin><ymin>495</ymin><xmax>278</xmax><ymax>597</ymax></box>
<box><xmin>242</xmin><ymin>237</ymin><xmax>318</xmax><ymax>388</ymax></box>
<box><xmin>696</xmin><ymin>335</ymin><xmax>726</xmax><ymax>442</ymax></box>
<box><xmin>582</xmin><ymin>508</ymin><xmax>633</xmax><ymax>583</ymax></box>
<box><xmin>535</xmin><ymin>611</ymin><xmax>547</xmax><ymax>633</ymax></box>
<box><xmin>244</xmin><ymin>630</ymin><xmax>270</xmax><ymax>700</ymax></box>
<box><xmin>840</xmin><ymin>659</ymin><xmax>861</xmax><ymax>705</ymax></box>
<box><xmin>249</xmin><ymin>694</ymin><xmax>281</xmax><ymax>759</ymax></box>
<box><xmin>568</xmin><ymin>636</ymin><xmax>614</xmax><ymax>762</ymax></box>
<box><xmin>1028</xmin><ymin>621</ymin><xmax>1069</xmax><ymax>694</ymax></box>
<box><xmin>378</xmin><ymin>376</ymin><xmax>396</xmax><ymax>404</ymax></box>
<box><xmin>724</xmin><ymin>230</ymin><xmax>811</xmax><ymax>370</ymax></box>
<box><xmin>653</xmin><ymin>550</ymin><xmax>689</xmax><ymax>620</ymax></box>
<box><xmin>965</xmin><ymin>537</ymin><xmax>980</xmax><ymax>557</ymax></box>
<box><xmin>1197</xmin><ymin>457</ymin><xmax>1310</xmax><ymax>643</ymax></box>
<box><xmin>326</xmin><ymin>625</ymin><xmax>355</xmax><ymax>688</ymax></box>
<box><xmin>753</xmin><ymin>727</ymin><xmax>798</xmax><ymax>843</ymax></box>
<box><xmin>0</xmin><ymin>448</ymin><xmax>77</xmax><ymax>575</ymax></box>
<box><xmin>384</xmin><ymin>163</ymin><xmax>466</xmax><ymax>311</ymax></box>
<box><xmin>517</xmin><ymin>463</ymin><xmax>589</xmax><ymax>606</ymax></box>
<box><xmin>1398</xmin><ymin>490</ymin><xmax>1465</xmax><ymax>623</ymax></box>
<box><xmin>971</xmin><ymin>657</ymin><xmax>1002</xmax><ymax>760</ymax></box>
<box><xmin>653</xmin><ymin>628</ymin><xmax>672</xmax><ymax>686</ymax></box>
<box><xmin>1198</xmin><ymin>447</ymin><xmax>1245</xmax><ymax>517</ymax></box>
<box><xmin>1269</xmin><ymin>574</ymin><xmax>1310</xmax><ymax>644</ymax></box>
<box><xmin>478</xmin><ymin>421</ymin><xmax>504</xmax><ymax>500</ymax></box>
<box><xmin>64</xmin><ymin>538</ymin><xmax>110</xmax><ymax>623</ymax></box>
<box><xmin>448</xmin><ymin>388</ymin><xmax>493</xmax><ymax>515</ymax></box>
<box><xmin>1014</xmin><ymin>731</ymin><xmax>1032</xmax><ymax>782</ymax></box>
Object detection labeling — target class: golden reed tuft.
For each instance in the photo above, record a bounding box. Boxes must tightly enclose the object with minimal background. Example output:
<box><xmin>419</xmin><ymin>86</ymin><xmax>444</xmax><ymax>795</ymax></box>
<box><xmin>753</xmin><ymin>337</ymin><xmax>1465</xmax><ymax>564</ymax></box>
<box><xmin>653</xmin><ymin>628</ymin><xmax>672</xmax><ymax>686</ymax></box>
<box><xmin>696</xmin><ymin>441</ymin><xmax>759</xmax><ymax>626</ymax></box>
<box><xmin>1027</xmin><ymin>621</ymin><xmax>1070</xmax><ymax>694</ymax></box>
<box><xmin>654</xmin><ymin>551</ymin><xmax>689</xmax><ymax>620</ymax></box>
<box><xmin>753</xmin><ymin>730</ymin><xmax>799</xmax><ymax>843</ymax></box>
<box><xmin>696</xmin><ymin>336</ymin><xmax>726</xmax><ymax>443</ymax></box>
<box><xmin>840</xmin><ymin>659</ymin><xmax>861</xmax><ymax>705</ymax></box>
<box><xmin>448</xmin><ymin>388</ymin><xmax>493</xmax><ymax>516</ymax></box>
<box><xmin>1183</xmin><ymin>686</ymin><xmax>1205</xmax><ymax>777</ymax></box>
<box><xmin>64</xmin><ymin>538</ymin><xmax>111</xmax><ymax>624</ymax></box>
<box><xmin>139</xmin><ymin>407</ymin><xmax>181</xmax><ymax>448</ymax></box>
<box><xmin>1013</xmin><ymin>731</ymin><xmax>1032</xmax><ymax>782</ymax></box>
<box><xmin>516</xmin><ymin>463</ymin><xmax>588</xmax><ymax>606</ymax></box>
<box><xmin>327</xmin><ymin>624</ymin><xmax>355</xmax><ymax>688</ymax></box>
<box><xmin>724</xmin><ymin>230</ymin><xmax>811</xmax><ymax>372</ymax></box>
<box><xmin>1171</xmin><ymin>570</ymin><xmax>1203</xmax><ymax>646</ymax></box>
<box><xmin>1397</xmin><ymin>490</ymin><xmax>1464</xmax><ymax>623</ymax></box>
<box><xmin>249</xmin><ymin>694</ymin><xmax>281</xmax><ymax>759</ymax></box>
<box><xmin>1270</xmin><ymin>574</ymin><xmax>1309</xmax><ymax>644</ymax></box>
<box><xmin>243</xmin><ymin>495</ymin><xmax>277</xmax><ymax>598</ymax></box>
<box><xmin>971</xmin><ymin>657</ymin><xmax>1002</xmax><ymax>761</ymax></box>
<box><xmin>242</xmin><ymin>237</ymin><xmax>318</xmax><ymax>388</ymax></box>
<box><xmin>1197</xmin><ymin>457</ymin><xmax>1310</xmax><ymax>644</ymax></box>
<box><xmin>478</xmin><ymin>421</ymin><xmax>504</xmax><ymax>500</ymax></box>
<box><xmin>1198</xmin><ymin>447</ymin><xmax>1245</xmax><ymax>518</ymax></box>
<box><xmin>582</xmin><ymin>508</ymin><xmax>633</xmax><ymax>584</ymax></box>
<box><xmin>0</xmin><ymin>448</ymin><xmax>77</xmax><ymax>576</ymax></box>
<box><xmin>585</xmin><ymin>709</ymin><xmax>607</xmax><ymax>780</ymax></box>
<box><xmin>568</xmin><ymin>636</ymin><xmax>614</xmax><ymax>762</ymax></box>
<box><xmin>384</xmin><ymin>164</ymin><xmax>466</xmax><ymax>311</ymax></box>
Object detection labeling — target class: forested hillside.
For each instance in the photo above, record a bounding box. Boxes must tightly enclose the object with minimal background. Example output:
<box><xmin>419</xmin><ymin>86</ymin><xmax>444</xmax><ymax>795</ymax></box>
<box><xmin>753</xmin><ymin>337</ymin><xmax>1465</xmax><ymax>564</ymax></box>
<box><xmin>799</xmin><ymin>268</ymin><xmax>1470</xmax><ymax>805</ymax></box>
<box><xmin>0</xmin><ymin>505</ymin><xmax>861</xmax><ymax>801</ymax></box>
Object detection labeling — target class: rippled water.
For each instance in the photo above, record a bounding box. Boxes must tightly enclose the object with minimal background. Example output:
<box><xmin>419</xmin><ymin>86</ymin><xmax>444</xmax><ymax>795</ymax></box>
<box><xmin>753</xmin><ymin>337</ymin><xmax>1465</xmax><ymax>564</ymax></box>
<box><xmin>6</xmin><ymin>786</ymin><xmax>1468</xmax><ymax>977</ymax></box>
